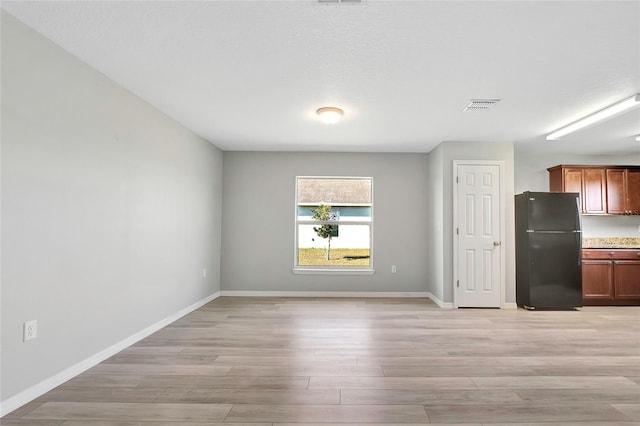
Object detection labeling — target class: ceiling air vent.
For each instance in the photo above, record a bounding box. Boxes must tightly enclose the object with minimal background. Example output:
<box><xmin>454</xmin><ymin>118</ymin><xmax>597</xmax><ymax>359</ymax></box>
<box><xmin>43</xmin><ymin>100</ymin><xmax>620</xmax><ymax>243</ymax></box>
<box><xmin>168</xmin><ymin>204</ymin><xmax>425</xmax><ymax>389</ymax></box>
<box><xmin>463</xmin><ymin>99</ymin><xmax>500</xmax><ymax>112</ymax></box>
<box><xmin>318</xmin><ymin>0</ymin><xmax>363</xmax><ymax>4</ymax></box>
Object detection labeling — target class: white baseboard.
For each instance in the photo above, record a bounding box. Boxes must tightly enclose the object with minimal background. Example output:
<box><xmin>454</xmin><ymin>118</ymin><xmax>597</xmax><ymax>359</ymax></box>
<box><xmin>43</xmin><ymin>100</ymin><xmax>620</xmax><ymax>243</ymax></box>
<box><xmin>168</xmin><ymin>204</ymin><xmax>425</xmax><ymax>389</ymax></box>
<box><xmin>502</xmin><ymin>302</ymin><xmax>518</xmax><ymax>309</ymax></box>
<box><xmin>0</xmin><ymin>291</ymin><xmax>220</xmax><ymax>417</ymax></box>
<box><xmin>425</xmin><ymin>292</ymin><xmax>455</xmax><ymax>309</ymax></box>
<box><xmin>220</xmin><ymin>290</ymin><xmax>431</xmax><ymax>298</ymax></box>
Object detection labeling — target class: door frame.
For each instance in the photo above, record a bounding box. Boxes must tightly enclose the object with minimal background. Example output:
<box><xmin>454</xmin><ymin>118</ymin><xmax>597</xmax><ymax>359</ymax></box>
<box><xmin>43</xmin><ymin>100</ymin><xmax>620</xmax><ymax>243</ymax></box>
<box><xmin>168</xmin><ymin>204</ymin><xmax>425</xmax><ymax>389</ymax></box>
<box><xmin>452</xmin><ymin>160</ymin><xmax>506</xmax><ymax>308</ymax></box>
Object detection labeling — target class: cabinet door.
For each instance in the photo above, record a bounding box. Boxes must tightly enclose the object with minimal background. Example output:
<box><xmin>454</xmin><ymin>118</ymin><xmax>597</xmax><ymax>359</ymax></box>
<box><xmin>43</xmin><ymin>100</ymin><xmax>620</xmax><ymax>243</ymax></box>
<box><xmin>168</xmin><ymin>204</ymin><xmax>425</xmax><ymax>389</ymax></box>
<box><xmin>583</xmin><ymin>168</ymin><xmax>606</xmax><ymax>214</ymax></box>
<box><xmin>582</xmin><ymin>260</ymin><xmax>614</xmax><ymax>300</ymax></box>
<box><xmin>564</xmin><ymin>169</ymin><xmax>584</xmax><ymax>212</ymax></box>
<box><xmin>626</xmin><ymin>169</ymin><xmax>640</xmax><ymax>214</ymax></box>
<box><xmin>606</xmin><ymin>169</ymin><xmax>626</xmax><ymax>214</ymax></box>
<box><xmin>614</xmin><ymin>260</ymin><xmax>640</xmax><ymax>299</ymax></box>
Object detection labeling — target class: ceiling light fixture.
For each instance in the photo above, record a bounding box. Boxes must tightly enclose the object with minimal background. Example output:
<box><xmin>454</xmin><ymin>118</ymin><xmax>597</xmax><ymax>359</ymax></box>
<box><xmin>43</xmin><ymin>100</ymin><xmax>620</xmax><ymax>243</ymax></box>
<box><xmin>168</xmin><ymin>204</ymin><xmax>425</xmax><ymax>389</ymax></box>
<box><xmin>546</xmin><ymin>94</ymin><xmax>640</xmax><ymax>140</ymax></box>
<box><xmin>636</xmin><ymin>135</ymin><xmax>640</xmax><ymax>142</ymax></box>
<box><xmin>316</xmin><ymin>107</ymin><xmax>343</xmax><ymax>124</ymax></box>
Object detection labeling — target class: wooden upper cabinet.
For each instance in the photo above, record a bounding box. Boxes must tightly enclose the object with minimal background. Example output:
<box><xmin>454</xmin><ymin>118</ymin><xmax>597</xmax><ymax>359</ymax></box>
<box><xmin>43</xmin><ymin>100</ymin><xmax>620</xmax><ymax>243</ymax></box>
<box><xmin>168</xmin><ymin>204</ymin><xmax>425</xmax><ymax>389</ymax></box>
<box><xmin>548</xmin><ymin>165</ymin><xmax>605</xmax><ymax>214</ymax></box>
<box><xmin>626</xmin><ymin>169</ymin><xmax>640</xmax><ymax>214</ymax></box>
<box><xmin>563</xmin><ymin>168</ymin><xmax>583</xmax><ymax>194</ymax></box>
<box><xmin>549</xmin><ymin>165</ymin><xmax>640</xmax><ymax>215</ymax></box>
<box><xmin>606</xmin><ymin>169</ymin><xmax>626</xmax><ymax>214</ymax></box>
<box><xmin>582</xmin><ymin>168</ymin><xmax>606</xmax><ymax>214</ymax></box>
<box><xmin>606</xmin><ymin>168</ymin><xmax>640</xmax><ymax>215</ymax></box>
<box><xmin>549</xmin><ymin>166</ymin><xmax>584</xmax><ymax>212</ymax></box>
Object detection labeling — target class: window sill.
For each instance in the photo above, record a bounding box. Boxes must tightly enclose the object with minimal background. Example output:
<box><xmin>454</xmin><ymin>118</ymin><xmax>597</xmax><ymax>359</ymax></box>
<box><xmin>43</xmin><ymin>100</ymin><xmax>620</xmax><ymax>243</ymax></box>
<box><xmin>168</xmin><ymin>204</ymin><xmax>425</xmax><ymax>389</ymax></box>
<box><xmin>292</xmin><ymin>268</ymin><xmax>375</xmax><ymax>276</ymax></box>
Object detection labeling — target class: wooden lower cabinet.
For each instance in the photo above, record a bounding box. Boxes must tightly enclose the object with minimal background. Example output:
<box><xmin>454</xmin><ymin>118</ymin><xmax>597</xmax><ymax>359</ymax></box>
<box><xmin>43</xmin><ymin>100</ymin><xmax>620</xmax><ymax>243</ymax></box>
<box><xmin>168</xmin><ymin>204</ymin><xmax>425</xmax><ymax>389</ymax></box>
<box><xmin>614</xmin><ymin>261</ymin><xmax>640</xmax><ymax>299</ymax></box>
<box><xmin>582</xmin><ymin>250</ymin><xmax>640</xmax><ymax>305</ymax></box>
<box><xmin>582</xmin><ymin>260</ymin><xmax>614</xmax><ymax>300</ymax></box>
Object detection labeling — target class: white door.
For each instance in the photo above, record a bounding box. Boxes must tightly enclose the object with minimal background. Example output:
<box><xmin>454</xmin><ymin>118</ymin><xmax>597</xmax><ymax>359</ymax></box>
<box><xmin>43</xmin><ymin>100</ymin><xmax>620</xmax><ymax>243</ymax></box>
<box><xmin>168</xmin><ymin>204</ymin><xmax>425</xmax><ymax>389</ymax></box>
<box><xmin>455</xmin><ymin>163</ymin><xmax>503</xmax><ymax>308</ymax></box>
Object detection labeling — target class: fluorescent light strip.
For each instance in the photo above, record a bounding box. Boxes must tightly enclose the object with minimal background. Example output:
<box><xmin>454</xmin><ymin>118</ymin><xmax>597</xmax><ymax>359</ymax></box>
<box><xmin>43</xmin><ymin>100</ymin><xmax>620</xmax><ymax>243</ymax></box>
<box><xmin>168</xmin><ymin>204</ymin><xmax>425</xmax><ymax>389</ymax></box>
<box><xmin>546</xmin><ymin>94</ymin><xmax>640</xmax><ymax>140</ymax></box>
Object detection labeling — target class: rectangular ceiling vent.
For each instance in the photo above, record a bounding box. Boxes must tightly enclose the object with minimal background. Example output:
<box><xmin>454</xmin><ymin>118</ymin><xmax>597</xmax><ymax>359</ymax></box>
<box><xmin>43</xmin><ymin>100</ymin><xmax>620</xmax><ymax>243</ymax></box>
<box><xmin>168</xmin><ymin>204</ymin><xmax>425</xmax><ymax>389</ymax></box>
<box><xmin>463</xmin><ymin>99</ymin><xmax>500</xmax><ymax>112</ymax></box>
<box><xmin>318</xmin><ymin>0</ymin><xmax>363</xmax><ymax>4</ymax></box>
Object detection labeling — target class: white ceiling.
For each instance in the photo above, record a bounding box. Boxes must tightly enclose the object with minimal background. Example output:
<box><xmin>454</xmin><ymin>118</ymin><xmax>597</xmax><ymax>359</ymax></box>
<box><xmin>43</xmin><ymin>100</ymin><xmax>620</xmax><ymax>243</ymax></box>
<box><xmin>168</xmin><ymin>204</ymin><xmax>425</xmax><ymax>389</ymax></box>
<box><xmin>3</xmin><ymin>1</ymin><xmax>640</xmax><ymax>155</ymax></box>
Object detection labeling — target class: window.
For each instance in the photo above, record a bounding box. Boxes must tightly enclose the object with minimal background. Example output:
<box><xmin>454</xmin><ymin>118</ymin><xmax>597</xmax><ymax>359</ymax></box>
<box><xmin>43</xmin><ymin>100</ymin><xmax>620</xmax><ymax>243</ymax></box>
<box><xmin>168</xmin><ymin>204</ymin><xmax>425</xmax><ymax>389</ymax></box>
<box><xmin>294</xmin><ymin>177</ymin><xmax>373</xmax><ymax>274</ymax></box>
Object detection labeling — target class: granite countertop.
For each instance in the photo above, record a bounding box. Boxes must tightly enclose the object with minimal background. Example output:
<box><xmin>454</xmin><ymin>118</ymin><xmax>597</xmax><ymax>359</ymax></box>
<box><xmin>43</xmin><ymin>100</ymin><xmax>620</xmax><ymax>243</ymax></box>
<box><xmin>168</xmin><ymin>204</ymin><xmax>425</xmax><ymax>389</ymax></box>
<box><xmin>582</xmin><ymin>237</ymin><xmax>640</xmax><ymax>249</ymax></box>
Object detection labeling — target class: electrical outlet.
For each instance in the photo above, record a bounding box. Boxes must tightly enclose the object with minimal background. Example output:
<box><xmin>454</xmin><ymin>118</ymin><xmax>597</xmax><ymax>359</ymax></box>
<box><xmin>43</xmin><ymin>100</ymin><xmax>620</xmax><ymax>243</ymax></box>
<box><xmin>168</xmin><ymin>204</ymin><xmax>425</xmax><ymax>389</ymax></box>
<box><xmin>391</xmin><ymin>265</ymin><xmax>397</xmax><ymax>274</ymax></box>
<box><xmin>24</xmin><ymin>320</ymin><xmax>37</xmax><ymax>342</ymax></box>
<box><xmin>202</xmin><ymin>268</ymin><xmax>207</xmax><ymax>278</ymax></box>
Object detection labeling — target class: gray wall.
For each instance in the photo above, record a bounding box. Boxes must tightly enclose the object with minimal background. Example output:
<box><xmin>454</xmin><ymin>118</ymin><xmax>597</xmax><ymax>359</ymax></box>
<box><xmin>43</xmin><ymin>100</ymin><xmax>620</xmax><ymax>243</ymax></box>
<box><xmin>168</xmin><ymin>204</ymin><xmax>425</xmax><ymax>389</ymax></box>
<box><xmin>221</xmin><ymin>152</ymin><xmax>429</xmax><ymax>293</ymax></box>
<box><xmin>1</xmin><ymin>12</ymin><xmax>223</xmax><ymax>403</ymax></box>
<box><xmin>426</xmin><ymin>144</ymin><xmax>444</xmax><ymax>302</ymax></box>
<box><xmin>514</xmin><ymin>149</ymin><xmax>640</xmax><ymax>237</ymax></box>
<box><xmin>428</xmin><ymin>141</ymin><xmax>516</xmax><ymax>305</ymax></box>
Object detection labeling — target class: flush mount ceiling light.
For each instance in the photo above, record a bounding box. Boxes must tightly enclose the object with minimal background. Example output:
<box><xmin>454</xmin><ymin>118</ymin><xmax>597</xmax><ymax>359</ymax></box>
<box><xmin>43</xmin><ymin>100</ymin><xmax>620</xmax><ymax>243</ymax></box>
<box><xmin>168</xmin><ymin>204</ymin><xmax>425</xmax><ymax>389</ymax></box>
<box><xmin>546</xmin><ymin>94</ymin><xmax>640</xmax><ymax>140</ymax></box>
<box><xmin>636</xmin><ymin>135</ymin><xmax>640</xmax><ymax>142</ymax></box>
<box><xmin>316</xmin><ymin>107</ymin><xmax>344</xmax><ymax>124</ymax></box>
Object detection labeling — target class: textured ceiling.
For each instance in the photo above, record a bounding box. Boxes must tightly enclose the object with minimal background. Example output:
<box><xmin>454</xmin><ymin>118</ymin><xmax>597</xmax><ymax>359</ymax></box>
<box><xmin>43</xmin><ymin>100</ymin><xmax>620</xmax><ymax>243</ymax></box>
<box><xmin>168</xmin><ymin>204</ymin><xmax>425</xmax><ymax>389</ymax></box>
<box><xmin>2</xmin><ymin>1</ymin><xmax>639</xmax><ymax>155</ymax></box>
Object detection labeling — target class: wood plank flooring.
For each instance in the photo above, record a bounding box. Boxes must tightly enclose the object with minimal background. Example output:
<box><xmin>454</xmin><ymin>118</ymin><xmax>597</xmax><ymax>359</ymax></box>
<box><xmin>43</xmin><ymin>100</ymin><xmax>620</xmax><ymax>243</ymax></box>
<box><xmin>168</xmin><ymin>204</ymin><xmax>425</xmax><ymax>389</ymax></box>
<box><xmin>2</xmin><ymin>297</ymin><xmax>640</xmax><ymax>425</ymax></box>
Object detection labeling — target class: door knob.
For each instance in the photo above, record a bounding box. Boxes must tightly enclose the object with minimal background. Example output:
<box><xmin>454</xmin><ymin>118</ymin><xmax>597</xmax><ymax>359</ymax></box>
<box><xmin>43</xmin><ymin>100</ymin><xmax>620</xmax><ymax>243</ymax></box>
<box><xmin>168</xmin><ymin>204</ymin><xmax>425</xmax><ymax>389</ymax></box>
<box><xmin>493</xmin><ymin>241</ymin><xmax>501</xmax><ymax>246</ymax></box>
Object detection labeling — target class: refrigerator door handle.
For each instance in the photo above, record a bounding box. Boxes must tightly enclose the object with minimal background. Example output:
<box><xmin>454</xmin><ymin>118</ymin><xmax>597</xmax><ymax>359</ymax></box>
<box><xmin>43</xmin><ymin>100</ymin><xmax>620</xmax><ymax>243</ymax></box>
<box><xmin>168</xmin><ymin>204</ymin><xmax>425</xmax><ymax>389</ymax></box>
<box><xmin>577</xmin><ymin>232</ymin><xmax>582</xmax><ymax>266</ymax></box>
<box><xmin>575</xmin><ymin>196</ymin><xmax>583</xmax><ymax>232</ymax></box>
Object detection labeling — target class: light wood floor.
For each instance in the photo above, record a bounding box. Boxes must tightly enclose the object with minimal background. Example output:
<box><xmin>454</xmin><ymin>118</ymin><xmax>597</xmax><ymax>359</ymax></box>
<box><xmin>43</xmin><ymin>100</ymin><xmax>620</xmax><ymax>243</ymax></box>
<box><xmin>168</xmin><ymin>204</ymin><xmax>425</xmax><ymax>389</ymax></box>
<box><xmin>3</xmin><ymin>297</ymin><xmax>640</xmax><ymax>425</ymax></box>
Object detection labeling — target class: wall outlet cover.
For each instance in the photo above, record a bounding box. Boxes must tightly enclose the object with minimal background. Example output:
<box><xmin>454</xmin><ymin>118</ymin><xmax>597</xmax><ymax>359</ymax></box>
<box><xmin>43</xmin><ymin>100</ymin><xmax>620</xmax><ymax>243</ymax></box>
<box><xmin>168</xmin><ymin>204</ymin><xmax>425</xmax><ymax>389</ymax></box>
<box><xmin>24</xmin><ymin>320</ymin><xmax>37</xmax><ymax>342</ymax></box>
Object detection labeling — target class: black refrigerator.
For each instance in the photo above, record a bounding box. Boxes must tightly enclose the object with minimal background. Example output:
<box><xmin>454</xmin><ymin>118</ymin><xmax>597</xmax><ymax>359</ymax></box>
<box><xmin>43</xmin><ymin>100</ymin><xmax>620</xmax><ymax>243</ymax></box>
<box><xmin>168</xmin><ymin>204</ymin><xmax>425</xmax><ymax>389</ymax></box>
<box><xmin>515</xmin><ymin>191</ymin><xmax>582</xmax><ymax>309</ymax></box>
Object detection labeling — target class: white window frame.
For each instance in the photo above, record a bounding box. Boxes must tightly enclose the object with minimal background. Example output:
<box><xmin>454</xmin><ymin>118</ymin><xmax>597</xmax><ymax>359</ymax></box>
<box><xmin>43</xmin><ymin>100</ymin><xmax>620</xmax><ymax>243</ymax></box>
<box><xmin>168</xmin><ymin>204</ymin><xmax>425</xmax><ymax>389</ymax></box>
<box><xmin>293</xmin><ymin>176</ymin><xmax>375</xmax><ymax>275</ymax></box>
